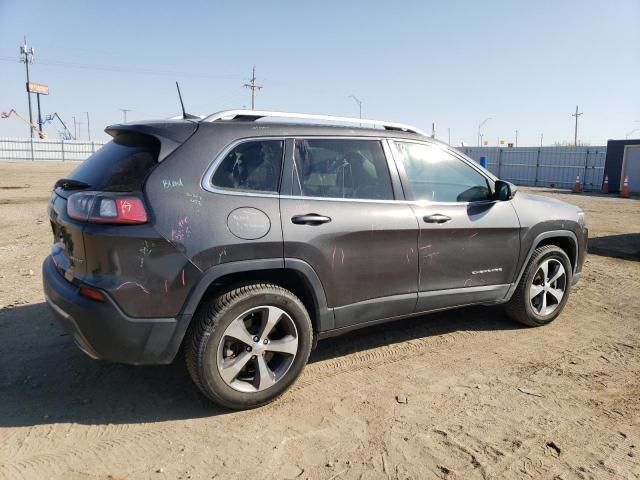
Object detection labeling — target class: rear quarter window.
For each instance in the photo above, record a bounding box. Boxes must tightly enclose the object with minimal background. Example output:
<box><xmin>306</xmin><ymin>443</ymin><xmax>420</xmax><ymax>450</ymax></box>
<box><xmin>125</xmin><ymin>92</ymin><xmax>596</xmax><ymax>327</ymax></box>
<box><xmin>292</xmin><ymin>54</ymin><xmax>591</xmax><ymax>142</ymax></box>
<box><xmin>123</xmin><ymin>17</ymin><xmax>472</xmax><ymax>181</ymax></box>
<box><xmin>211</xmin><ymin>139</ymin><xmax>284</xmax><ymax>193</ymax></box>
<box><xmin>67</xmin><ymin>133</ymin><xmax>160</xmax><ymax>192</ymax></box>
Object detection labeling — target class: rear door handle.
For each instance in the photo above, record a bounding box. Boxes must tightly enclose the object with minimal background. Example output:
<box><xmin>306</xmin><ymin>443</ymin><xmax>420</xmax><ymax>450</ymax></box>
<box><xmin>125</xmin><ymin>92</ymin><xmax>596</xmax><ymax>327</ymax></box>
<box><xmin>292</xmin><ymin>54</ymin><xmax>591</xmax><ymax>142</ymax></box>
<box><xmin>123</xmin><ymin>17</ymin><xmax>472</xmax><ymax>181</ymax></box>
<box><xmin>291</xmin><ymin>214</ymin><xmax>332</xmax><ymax>225</ymax></box>
<box><xmin>423</xmin><ymin>214</ymin><xmax>451</xmax><ymax>224</ymax></box>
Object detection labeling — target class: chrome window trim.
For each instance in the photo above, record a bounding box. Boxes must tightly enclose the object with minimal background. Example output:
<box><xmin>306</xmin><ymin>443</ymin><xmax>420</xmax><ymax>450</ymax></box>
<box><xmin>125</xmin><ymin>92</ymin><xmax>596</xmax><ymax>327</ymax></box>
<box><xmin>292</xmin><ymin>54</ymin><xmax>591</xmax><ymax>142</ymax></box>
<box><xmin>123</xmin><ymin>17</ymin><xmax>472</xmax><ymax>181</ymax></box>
<box><xmin>201</xmin><ymin>136</ymin><xmax>286</xmax><ymax>198</ymax></box>
<box><xmin>201</xmin><ymin>135</ymin><xmax>498</xmax><ymax>207</ymax></box>
<box><xmin>280</xmin><ymin>194</ymin><xmax>405</xmax><ymax>205</ymax></box>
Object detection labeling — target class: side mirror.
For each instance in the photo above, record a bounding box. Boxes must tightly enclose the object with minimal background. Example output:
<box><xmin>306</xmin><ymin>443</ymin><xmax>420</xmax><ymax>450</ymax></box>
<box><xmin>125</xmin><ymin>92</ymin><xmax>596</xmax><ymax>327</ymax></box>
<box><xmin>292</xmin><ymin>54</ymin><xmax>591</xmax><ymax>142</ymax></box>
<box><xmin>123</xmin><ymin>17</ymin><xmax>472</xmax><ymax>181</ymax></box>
<box><xmin>495</xmin><ymin>180</ymin><xmax>517</xmax><ymax>201</ymax></box>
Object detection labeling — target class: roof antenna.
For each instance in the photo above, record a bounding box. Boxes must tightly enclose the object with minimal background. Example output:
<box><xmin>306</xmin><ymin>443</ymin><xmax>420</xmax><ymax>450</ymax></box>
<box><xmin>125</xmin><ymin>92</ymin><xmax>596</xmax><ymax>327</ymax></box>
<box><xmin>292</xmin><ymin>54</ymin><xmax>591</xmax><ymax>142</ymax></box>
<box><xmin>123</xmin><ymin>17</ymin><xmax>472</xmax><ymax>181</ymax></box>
<box><xmin>175</xmin><ymin>81</ymin><xmax>199</xmax><ymax>119</ymax></box>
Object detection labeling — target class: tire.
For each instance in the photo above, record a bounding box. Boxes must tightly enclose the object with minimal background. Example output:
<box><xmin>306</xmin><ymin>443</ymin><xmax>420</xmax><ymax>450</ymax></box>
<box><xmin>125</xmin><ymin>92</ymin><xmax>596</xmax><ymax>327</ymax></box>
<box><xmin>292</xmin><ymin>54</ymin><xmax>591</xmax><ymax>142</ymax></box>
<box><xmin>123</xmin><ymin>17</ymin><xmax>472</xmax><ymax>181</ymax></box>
<box><xmin>185</xmin><ymin>282</ymin><xmax>313</xmax><ymax>410</ymax></box>
<box><xmin>504</xmin><ymin>245</ymin><xmax>573</xmax><ymax>327</ymax></box>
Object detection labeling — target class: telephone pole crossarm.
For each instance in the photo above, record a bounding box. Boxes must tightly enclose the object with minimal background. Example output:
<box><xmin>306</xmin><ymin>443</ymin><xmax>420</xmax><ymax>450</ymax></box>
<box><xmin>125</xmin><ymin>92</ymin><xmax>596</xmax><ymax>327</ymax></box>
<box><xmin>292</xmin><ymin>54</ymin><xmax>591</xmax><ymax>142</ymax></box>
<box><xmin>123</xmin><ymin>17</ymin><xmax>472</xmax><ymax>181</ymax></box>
<box><xmin>243</xmin><ymin>66</ymin><xmax>263</xmax><ymax>110</ymax></box>
<box><xmin>571</xmin><ymin>105</ymin><xmax>583</xmax><ymax>147</ymax></box>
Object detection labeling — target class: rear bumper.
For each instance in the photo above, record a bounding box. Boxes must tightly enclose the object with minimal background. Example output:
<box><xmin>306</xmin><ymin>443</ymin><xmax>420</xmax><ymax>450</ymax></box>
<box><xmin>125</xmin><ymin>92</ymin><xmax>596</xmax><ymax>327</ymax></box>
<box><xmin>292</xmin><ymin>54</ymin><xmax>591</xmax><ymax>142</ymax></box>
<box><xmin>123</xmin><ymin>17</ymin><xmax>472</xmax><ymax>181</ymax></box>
<box><xmin>42</xmin><ymin>255</ymin><xmax>182</xmax><ymax>365</ymax></box>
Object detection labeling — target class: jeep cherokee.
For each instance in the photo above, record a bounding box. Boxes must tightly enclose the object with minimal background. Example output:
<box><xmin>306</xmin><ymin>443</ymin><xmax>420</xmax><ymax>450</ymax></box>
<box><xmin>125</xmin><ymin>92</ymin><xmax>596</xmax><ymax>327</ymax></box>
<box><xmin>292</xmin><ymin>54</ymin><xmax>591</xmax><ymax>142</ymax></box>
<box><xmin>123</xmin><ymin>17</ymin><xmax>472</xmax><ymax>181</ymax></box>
<box><xmin>43</xmin><ymin>110</ymin><xmax>588</xmax><ymax>409</ymax></box>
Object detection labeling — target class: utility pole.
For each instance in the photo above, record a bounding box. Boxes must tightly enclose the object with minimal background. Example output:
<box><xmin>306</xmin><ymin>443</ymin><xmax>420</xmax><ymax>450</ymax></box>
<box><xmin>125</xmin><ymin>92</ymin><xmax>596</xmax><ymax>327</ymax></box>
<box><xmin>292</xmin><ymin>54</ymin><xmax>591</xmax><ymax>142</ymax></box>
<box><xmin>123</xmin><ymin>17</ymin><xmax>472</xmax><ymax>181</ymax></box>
<box><xmin>19</xmin><ymin>36</ymin><xmax>35</xmax><ymax>138</ymax></box>
<box><xmin>448</xmin><ymin>128</ymin><xmax>451</xmax><ymax>145</ymax></box>
<box><xmin>119</xmin><ymin>108</ymin><xmax>131</xmax><ymax>123</ymax></box>
<box><xmin>540</xmin><ymin>133</ymin><xmax>543</xmax><ymax>147</ymax></box>
<box><xmin>36</xmin><ymin>93</ymin><xmax>43</xmax><ymax>134</ymax></box>
<box><xmin>84</xmin><ymin>112</ymin><xmax>91</xmax><ymax>141</ymax></box>
<box><xmin>243</xmin><ymin>66</ymin><xmax>262</xmax><ymax>110</ymax></box>
<box><xmin>571</xmin><ymin>105</ymin><xmax>583</xmax><ymax>147</ymax></box>
<box><xmin>349</xmin><ymin>95</ymin><xmax>362</xmax><ymax>126</ymax></box>
<box><xmin>77</xmin><ymin>121</ymin><xmax>83</xmax><ymax>140</ymax></box>
<box><xmin>72</xmin><ymin>116</ymin><xmax>77</xmax><ymax>140</ymax></box>
<box><xmin>515</xmin><ymin>129</ymin><xmax>518</xmax><ymax>147</ymax></box>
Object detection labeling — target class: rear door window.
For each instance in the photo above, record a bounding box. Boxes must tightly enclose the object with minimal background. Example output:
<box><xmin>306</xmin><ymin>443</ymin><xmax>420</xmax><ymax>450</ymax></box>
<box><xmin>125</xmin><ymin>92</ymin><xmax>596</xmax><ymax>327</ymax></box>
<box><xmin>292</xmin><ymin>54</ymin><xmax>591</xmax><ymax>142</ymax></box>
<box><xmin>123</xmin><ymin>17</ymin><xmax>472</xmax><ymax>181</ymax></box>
<box><xmin>292</xmin><ymin>139</ymin><xmax>394</xmax><ymax>200</ymax></box>
<box><xmin>66</xmin><ymin>133</ymin><xmax>160</xmax><ymax>192</ymax></box>
<box><xmin>211</xmin><ymin>139</ymin><xmax>284</xmax><ymax>193</ymax></box>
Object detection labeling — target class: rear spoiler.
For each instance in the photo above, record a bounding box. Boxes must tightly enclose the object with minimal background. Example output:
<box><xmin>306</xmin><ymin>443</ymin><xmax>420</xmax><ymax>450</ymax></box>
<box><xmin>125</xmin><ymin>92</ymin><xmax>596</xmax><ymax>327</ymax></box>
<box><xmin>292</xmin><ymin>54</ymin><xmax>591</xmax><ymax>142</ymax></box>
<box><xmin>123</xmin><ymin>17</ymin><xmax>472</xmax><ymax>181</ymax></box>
<box><xmin>105</xmin><ymin>120</ymin><xmax>198</xmax><ymax>162</ymax></box>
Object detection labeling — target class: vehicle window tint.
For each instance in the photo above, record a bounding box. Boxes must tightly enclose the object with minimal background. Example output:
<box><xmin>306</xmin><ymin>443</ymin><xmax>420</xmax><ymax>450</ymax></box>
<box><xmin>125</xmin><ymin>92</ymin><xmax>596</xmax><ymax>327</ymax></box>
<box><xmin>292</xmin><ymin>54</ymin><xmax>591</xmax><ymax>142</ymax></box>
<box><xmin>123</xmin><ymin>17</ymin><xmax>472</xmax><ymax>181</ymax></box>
<box><xmin>292</xmin><ymin>139</ymin><xmax>394</xmax><ymax>200</ymax></box>
<box><xmin>212</xmin><ymin>140</ymin><xmax>284</xmax><ymax>193</ymax></box>
<box><xmin>66</xmin><ymin>133</ymin><xmax>160</xmax><ymax>192</ymax></box>
<box><xmin>394</xmin><ymin>142</ymin><xmax>492</xmax><ymax>202</ymax></box>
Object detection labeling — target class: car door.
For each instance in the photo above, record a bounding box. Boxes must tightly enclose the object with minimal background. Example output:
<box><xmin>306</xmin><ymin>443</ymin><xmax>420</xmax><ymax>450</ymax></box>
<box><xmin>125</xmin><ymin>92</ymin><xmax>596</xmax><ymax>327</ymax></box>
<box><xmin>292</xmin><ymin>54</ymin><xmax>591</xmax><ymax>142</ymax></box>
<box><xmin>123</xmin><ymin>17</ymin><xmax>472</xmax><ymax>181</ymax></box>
<box><xmin>280</xmin><ymin>137</ymin><xmax>419</xmax><ymax>329</ymax></box>
<box><xmin>388</xmin><ymin>140</ymin><xmax>521</xmax><ymax>312</ymax></box>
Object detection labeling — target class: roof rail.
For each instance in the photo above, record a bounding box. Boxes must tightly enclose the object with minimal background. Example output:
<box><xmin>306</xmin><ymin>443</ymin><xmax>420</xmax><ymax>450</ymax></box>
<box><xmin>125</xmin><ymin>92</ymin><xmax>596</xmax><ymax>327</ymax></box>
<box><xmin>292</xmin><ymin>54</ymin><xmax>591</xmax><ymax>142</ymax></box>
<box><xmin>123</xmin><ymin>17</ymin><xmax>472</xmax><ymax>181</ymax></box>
<box><xmin>201</xmin><ymin>110</ymin><xmax>426</xmax><ymax>136</ymax></box>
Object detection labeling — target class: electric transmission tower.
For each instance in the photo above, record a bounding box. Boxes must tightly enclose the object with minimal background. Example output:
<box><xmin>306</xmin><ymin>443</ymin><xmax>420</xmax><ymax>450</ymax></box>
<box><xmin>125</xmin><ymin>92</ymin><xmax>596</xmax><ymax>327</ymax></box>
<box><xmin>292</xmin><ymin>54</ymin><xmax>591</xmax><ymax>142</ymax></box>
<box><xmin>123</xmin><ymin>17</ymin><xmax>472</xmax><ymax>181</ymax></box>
<box><xmin>243</xmin><ymin>66</ymin><xmax>262</xmax><ymax>110</ymax></box>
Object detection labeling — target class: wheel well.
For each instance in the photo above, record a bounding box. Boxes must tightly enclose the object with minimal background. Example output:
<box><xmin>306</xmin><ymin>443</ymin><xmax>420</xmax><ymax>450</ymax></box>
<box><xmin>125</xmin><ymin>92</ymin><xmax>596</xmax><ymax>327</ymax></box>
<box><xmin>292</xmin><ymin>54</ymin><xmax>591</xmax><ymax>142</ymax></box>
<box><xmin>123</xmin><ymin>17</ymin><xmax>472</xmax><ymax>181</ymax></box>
<box><xmin>195</xmin><ymin>268</ymin><xmax>320</xmax><ymax>333</ymax></box>
<box><xmin>536</xmin><ymin>236</ymin><xmax>576</xmax><ymax>272</ymax></box>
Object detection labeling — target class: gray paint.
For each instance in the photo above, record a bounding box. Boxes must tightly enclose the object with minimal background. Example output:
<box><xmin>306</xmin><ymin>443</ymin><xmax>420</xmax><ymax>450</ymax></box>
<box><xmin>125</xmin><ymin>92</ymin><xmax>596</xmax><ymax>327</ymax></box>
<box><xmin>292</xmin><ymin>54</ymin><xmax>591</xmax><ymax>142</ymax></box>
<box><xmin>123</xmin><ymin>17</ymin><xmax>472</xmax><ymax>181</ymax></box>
<box><xmin>43</xmin><ymin>118</ymin><xmax>589</xmax><ymax>365</ymax></box>
<box><xmin>227</xmin><ymin>207</ymin><xmax>271</xmax><ymax>240</ymax></box>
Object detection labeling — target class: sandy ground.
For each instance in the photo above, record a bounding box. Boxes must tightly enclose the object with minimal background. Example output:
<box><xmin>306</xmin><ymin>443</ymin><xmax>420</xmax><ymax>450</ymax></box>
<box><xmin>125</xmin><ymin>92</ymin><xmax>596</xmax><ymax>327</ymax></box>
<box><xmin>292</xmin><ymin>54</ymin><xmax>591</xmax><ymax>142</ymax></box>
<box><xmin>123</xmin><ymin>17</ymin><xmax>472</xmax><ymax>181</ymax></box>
<box><xmin>0</xmin><ymin>161</ymin><xmax>639</xmax><ymax>480</ymax></box>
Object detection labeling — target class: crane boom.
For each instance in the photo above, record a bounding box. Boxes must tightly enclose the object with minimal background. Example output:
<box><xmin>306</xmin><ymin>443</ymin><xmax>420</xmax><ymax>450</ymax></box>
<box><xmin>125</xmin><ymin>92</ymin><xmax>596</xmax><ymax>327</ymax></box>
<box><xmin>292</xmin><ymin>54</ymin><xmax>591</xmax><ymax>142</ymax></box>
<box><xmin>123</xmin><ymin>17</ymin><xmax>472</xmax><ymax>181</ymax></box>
<box><xmin>1</xmin><ymin>109</ymin><xmax>48</xmax><ymax>139</ymax></box>
<box><xmin>43</xmin><ymin>112</ymin><xmax>75</xmax><ymax>140</ymax></box>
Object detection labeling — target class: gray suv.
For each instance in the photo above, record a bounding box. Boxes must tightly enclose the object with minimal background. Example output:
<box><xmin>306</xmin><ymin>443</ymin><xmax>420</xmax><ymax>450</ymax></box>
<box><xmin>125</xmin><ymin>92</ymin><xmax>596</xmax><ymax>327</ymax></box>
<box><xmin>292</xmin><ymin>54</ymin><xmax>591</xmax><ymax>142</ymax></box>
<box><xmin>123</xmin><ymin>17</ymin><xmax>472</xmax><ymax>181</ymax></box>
<box><xmin>43</xmin><ymin>110</ymin><xmax>588</xmax><ymax>409</ymax></box>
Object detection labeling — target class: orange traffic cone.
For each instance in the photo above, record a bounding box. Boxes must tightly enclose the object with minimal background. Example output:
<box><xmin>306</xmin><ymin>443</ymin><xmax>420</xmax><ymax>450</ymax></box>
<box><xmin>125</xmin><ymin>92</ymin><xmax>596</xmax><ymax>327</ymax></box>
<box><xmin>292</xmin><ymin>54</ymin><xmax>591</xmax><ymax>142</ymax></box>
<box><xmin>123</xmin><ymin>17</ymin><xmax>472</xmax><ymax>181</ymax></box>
<box><xmin>572</xmin><ymin>175</ymin><xmax>581</xmax><ymax>193</ymax></box>
<box><xmin>620</xmin><ymin>176</ymin><xmax>630</xmax><ymax>198</ymax></box>
<box><xmin>601</xmin><ymin>175</ymin><xmax>609</xmax><ymax>193</ymax></box>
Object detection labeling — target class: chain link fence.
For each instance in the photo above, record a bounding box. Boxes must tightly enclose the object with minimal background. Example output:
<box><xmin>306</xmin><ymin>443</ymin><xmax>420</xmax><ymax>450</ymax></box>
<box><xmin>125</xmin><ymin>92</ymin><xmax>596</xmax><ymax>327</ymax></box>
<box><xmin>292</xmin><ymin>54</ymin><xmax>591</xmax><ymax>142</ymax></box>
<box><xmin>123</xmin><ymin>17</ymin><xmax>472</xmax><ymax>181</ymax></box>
<box><xmin>0</xmin><ymin>137</ymin><xmax>107</xmax><ymax>162</ymax></box>
<box><xmin>460</xmin><ymin>146</ymin><xmax>607</xmax><ymax>191</ymax></box>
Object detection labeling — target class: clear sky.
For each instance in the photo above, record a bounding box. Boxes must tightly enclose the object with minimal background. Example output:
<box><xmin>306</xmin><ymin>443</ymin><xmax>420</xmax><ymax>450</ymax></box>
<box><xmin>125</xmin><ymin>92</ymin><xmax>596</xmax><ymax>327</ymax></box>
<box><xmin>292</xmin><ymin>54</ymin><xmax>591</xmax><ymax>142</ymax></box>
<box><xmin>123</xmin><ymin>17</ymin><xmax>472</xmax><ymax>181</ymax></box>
<box><xmin>1</xmin><ymin>0</ymin><xmax>639</xmax><ymax>146</ymax></box>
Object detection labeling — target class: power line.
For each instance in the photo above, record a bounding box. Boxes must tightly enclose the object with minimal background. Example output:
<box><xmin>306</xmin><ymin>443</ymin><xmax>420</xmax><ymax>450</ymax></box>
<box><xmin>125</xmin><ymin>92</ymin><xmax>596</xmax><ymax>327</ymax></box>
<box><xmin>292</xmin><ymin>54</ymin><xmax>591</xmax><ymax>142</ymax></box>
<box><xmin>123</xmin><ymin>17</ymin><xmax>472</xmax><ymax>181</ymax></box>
<box><xmin>0</xmin><ymin>55</ymin><xmax>241</xmax><ymax>80</ymax></box>
<box><xmin>243</xmin><ymin>66</ymin><xmax>262</xmax><ymax>110</ymax></box>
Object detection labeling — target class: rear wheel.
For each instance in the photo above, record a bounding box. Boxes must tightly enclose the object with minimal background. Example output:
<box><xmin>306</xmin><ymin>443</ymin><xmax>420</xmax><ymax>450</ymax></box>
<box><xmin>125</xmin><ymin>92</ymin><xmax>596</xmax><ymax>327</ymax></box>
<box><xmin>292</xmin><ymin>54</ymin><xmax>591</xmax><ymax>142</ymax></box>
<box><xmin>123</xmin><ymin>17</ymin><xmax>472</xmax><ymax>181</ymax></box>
<box><xmin>185</xmin><ymin>283</ymin><xmax>313</xmax><ymax>409</ymax></box>
<box><xmin>504</xmin><ymin>245</ymin><xmax>572</xmax><ymax>327</ymax></box>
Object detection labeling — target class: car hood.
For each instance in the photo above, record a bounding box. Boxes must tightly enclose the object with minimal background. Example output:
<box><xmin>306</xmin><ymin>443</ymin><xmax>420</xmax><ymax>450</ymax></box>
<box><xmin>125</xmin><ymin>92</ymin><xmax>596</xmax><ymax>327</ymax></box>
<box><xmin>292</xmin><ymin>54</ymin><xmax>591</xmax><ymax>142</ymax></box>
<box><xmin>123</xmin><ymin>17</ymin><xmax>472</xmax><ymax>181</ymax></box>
<box><xmin>512</xmin><ymin>191</ymin><xmax>583</xmax><ymax>220</ymax></box>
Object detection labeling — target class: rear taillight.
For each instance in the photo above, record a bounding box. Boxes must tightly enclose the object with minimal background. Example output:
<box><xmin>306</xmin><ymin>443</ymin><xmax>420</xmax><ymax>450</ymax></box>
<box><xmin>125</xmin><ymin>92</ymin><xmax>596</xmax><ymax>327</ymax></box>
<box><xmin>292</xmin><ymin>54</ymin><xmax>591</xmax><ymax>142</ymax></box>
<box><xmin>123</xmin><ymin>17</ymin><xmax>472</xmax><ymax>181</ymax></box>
<box><xmin>79</xmin><ymin>286</ymin><xmax>106</xmax><ymax>302</ymax></box>
<box><xmin>67</xmin><ymin>192</ymin><xmax>148</xmax><ymax>224</ymax></box>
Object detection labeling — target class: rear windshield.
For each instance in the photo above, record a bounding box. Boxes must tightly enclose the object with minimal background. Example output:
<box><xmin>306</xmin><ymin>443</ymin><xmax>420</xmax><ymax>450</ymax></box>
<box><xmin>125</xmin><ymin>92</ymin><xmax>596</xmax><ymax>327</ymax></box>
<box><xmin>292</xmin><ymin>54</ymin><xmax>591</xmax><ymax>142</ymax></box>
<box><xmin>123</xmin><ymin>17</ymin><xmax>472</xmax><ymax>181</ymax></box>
<box><xmin>67</xmin><ymin>133</ymin><xmax>160</xmax><ymax>192</ymax></box>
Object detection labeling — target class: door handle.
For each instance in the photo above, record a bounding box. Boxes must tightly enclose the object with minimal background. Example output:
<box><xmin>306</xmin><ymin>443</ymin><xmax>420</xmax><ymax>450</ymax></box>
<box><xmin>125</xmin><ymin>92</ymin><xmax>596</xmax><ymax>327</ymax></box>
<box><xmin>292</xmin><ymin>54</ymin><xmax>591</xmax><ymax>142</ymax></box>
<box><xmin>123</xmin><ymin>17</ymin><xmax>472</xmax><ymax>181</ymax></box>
<box><xmin>423</xmin><ymin>214</ymin><xmax>451</xmax><ymax>224</ymax></box>
<box><xmin>291</xmin><ymin>214</ymin><xmax>332</xmax><ymax>225</ymax></box>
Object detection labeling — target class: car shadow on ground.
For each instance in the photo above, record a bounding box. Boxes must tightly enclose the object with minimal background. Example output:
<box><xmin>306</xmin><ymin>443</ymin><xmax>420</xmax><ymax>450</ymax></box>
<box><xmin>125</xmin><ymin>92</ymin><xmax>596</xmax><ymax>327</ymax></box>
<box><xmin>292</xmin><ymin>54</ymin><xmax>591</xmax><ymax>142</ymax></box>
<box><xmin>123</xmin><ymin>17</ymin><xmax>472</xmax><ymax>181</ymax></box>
<box><xmin>588</xmin><ymin>233</ymin><xmax>640</xmax><ymax>261</ymax></box>
<box><xmin>0</xmin><ymin>301</ymin><xmax>522</xmax><ymax>428</ymax></box>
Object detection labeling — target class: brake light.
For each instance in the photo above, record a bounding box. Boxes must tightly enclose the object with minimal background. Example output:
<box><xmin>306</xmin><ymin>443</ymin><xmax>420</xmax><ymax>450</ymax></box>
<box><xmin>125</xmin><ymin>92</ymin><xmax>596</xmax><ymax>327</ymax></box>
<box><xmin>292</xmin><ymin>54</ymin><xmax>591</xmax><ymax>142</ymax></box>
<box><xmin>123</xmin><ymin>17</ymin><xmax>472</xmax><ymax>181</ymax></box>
<box><xmin>67</xmin><ymin>192</ymin><xmax>148</xmax><ymax>224</ymax></box>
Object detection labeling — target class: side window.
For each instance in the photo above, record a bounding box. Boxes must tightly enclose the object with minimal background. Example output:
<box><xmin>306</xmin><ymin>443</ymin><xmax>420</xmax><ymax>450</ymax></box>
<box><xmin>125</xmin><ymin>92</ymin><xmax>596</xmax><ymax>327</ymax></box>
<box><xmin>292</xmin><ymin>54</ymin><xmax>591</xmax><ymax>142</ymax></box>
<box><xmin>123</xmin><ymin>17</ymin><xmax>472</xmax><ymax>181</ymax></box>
<box><xmin>212</xmin><ymin>139</ymin><xmax>284</xmax><ymax>193</ymax></box>
<box><xmin>393</xmin><ymin>142</ymin><xmax>492</xmax><ymax>202</ymax></box>
<box><xmin>292</xmin><ymin>139</ymin><xmax>394</xmax><ymax>200</ymax></box>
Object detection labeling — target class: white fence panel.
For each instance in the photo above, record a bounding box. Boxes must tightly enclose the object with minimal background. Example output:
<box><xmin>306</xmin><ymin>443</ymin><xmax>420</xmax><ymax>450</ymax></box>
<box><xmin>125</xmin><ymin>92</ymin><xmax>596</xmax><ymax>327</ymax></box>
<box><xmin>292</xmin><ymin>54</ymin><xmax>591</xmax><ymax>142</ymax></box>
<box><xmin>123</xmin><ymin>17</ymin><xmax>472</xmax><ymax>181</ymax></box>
<box><xmin>0</xmin><ymin>137</ymin><xmax>106</xmax><ymax>162</ymax></box>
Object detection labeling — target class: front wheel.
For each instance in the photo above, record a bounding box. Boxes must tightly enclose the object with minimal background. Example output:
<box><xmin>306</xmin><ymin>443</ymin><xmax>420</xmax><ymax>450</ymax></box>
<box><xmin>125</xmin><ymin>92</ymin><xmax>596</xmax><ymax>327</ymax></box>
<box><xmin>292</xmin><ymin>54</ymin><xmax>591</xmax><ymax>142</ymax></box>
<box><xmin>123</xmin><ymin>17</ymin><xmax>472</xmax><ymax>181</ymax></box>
<box><xmin>185</xmin><ymin>283</ymin><xmax>313</xmax><ymax>409</ymax></box>
<box><xmin>504</xmin><ymin>245</ymin><xmax>573</xmax><ymax>327</ymax></box>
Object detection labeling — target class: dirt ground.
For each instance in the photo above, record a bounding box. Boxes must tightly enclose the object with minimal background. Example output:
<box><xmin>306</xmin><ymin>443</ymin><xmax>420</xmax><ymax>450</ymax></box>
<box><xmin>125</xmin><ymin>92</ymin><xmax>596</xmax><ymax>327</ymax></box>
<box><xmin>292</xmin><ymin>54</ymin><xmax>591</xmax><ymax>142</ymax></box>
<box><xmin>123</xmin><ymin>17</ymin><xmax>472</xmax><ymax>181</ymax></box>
<box><xmin>0</xmin><ymin>161</ymin><xmax>638</xmax><ymax>480</ymax></box>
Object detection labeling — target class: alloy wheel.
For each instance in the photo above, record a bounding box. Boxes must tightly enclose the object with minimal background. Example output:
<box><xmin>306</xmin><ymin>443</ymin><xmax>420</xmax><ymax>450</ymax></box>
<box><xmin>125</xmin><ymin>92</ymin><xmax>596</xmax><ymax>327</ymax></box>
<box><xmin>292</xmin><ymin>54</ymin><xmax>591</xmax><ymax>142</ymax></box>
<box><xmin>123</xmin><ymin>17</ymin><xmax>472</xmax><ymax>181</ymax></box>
<box><xmin>529</xmin><ymin>258</ymin><xmax>567</xmax><ymax>317</ymax></box>
<box><xmin>216</xmin><ymin>306</ymin><xmax>298</xmax><ymax>393</ymax></box>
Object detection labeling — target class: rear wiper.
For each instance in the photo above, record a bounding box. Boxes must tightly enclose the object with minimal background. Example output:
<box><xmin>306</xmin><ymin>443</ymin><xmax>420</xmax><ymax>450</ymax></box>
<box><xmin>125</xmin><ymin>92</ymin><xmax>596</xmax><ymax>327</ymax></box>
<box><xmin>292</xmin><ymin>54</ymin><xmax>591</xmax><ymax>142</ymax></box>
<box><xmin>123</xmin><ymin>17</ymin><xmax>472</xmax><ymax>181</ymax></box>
<box><xmin>55</xmin><ymin>178</ymin><xmax>91</xmax><ymax>190</ymax></box>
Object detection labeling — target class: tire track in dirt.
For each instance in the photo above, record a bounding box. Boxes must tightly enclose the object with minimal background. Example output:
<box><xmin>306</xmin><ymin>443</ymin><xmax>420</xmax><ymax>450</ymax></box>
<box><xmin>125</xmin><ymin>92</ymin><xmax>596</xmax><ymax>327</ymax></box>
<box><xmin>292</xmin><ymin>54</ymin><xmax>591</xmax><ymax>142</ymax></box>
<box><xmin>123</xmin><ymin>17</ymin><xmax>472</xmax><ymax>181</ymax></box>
<box><xmin>0</xmin><ymin>325</ymin><xmax>480</xmax><ymax>478</ymax></box>
<box><xmin>0</xmin><ymin>427</ymin><xmax>180</xmax><ymax>480</ymax></box>
<box><xmin>295</xmin><ymin>329</ymin><xmax>471</xmax><ymax>391</ymax></box>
